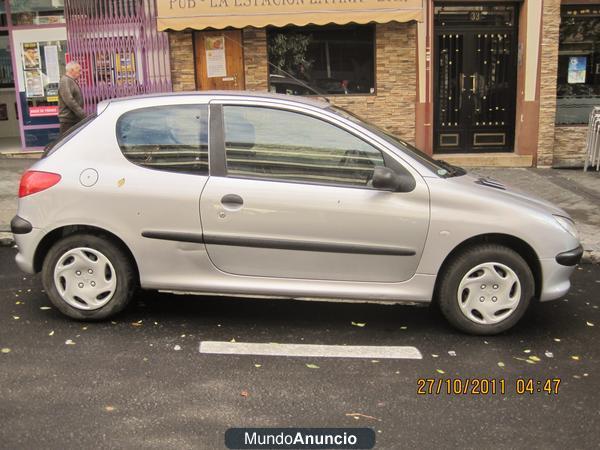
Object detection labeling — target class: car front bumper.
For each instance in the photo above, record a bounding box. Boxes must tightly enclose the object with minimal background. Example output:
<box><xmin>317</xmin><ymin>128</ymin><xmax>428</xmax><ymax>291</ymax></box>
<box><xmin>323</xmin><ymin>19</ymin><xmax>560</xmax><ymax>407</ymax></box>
<box><xmin>539</xmin><ymin>245</ymin><xmax>583</xmax><ymax>302</ymax></box>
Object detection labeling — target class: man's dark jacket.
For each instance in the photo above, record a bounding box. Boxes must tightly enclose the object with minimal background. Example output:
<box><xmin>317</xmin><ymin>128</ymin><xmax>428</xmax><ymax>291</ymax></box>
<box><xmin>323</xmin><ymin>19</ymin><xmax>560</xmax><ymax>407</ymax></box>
<box><xmin>58</xmin><ymin>75</ymin><xmax>86</xmax><ymax>124</ymax></box>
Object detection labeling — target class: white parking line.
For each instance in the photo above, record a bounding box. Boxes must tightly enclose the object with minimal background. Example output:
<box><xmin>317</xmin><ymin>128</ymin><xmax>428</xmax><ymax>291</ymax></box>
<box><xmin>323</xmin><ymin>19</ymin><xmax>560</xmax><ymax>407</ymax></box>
<box><xmin>199</xmin><ymin>341</ymin><xmax>422</xmax><ymax>360</ymax></box>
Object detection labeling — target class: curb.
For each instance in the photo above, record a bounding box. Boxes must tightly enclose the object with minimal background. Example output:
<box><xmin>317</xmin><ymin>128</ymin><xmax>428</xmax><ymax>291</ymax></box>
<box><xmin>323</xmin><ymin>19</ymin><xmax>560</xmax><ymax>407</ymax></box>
<box><xmin>0</xmin><ymin>232</ymin><xmax>14</xmax><ymax>247</ymax></box>
<box><xmin>0</xmin><ymin>150</ymin><xmax>43</xmax><ymax>159</ymax></box>
<box><xmin>1</xmin><ymin>232</ymin><xmax>597</xmax><ymax>264</ymax></box>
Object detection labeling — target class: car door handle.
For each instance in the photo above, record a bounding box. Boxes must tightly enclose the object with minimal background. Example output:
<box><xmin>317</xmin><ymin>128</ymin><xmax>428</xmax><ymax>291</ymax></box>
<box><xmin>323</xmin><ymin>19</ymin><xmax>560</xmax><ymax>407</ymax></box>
<box><xmin>221</xmin><ymin>194</ymin><xmax>244</xmax><ymax>207</ymax></box>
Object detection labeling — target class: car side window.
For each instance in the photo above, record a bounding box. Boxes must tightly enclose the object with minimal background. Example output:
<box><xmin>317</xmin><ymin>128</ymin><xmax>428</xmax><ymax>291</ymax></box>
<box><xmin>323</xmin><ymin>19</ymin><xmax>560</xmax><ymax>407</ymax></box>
<box><xmin>222</xmin><ymin>105</ymin><xmax>385</xmax><ymax>187</ymax></box>
<box><xmin>116</xmin><ymin>105</ymin><xmax>208</xmax><ymax>175</ymax></box>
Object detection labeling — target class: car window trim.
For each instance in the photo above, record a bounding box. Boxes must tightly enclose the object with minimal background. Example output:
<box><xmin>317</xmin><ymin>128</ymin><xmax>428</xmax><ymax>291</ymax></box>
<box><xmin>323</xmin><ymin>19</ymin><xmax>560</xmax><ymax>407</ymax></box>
<box><xmin>208</xmin><ymin>102</ymin><xmax>225</xmax><ymax>177</ymax></box>
<box><xmin>211</xmin><ymin>101</ymin><xmax>414</xmax><ymax>191</ymax></box>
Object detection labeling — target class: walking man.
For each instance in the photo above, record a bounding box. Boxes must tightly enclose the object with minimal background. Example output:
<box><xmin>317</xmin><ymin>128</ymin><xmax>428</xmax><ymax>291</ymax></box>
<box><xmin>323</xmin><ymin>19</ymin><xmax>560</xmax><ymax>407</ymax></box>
<box><xmin>58</xmin><ymin>61</ymin><xmax>86</xmax><ymax>135</ymax></box>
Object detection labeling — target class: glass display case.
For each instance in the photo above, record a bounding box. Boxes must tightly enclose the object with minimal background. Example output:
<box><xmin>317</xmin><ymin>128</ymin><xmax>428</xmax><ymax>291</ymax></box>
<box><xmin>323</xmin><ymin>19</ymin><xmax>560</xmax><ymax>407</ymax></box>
<box><xmin>556</xmin><ymin>6</ymin><xmax>600</xmax><ymax>125</ymax></box>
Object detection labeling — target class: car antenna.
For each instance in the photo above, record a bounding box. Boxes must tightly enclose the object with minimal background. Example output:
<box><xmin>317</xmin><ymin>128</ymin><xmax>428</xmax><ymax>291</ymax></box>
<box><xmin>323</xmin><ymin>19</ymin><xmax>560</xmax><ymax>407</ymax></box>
<box><xmin>221</xmin><ymin>33</ymin><xmax>331</xmax><ymax>103</ymax></box>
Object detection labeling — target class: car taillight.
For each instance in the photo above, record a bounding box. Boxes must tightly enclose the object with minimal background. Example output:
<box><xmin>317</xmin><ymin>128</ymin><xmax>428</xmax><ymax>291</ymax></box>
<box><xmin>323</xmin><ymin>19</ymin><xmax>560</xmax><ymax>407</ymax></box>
<box><xmin>18</xmin><ymin>171</ymin><xmax>62</xmax><ymax>198</ymax></box>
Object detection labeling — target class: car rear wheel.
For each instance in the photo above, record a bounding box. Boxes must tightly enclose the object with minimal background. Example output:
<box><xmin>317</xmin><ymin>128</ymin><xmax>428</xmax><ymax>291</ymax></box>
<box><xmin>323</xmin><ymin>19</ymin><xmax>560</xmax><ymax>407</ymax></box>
<box><xmin>437</xmin><ymin>244</ymin><xmax>534</xmax><ymax>335</ymax></box>
<box><xmin>42</xmin><ymin>234</ymin><xmax>135</xmax><ymax>320</ymax></box>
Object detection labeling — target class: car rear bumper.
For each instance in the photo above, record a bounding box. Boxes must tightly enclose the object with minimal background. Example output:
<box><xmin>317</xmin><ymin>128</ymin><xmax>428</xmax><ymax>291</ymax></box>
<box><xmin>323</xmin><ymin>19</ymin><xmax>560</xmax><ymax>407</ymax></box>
<box><xmin>13</xmin><ymin>225</ymin><xmax>44</xmax><ymax>274</ymax></box>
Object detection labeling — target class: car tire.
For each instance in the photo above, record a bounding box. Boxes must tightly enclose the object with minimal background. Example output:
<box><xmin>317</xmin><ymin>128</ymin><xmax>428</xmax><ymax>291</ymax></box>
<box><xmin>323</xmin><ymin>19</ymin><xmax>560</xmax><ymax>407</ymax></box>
<box><xmin>437</xmin><ymin>244</ymin><xmax>534</xmax><ymax>335</ymax></box>
<box><xmin>42</xmin><ymin>233</ymin><xmax>136</xmax><ymax>320</ymax></box>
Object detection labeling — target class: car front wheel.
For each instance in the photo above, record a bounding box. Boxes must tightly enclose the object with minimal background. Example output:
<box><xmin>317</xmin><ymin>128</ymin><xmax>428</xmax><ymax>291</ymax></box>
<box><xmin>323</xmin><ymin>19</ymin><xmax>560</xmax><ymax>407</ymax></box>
<box><xmin>437</xmin><ymin>244</ymin><xmax>534</xmax><ymax>335</ymax></box>
<box><xmin>42</xmin><ymin>233</ymin><xmax>135</xmax><ymax>320</ymax></box>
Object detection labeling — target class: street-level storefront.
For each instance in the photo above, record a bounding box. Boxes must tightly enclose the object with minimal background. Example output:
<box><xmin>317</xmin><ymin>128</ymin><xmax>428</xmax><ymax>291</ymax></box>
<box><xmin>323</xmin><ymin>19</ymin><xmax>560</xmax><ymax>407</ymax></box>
<box><xmin>0</xmin><ymin>0</ymin><xmax>171</xmax><ymax>151</ymax></box>
<box><xmin>159</xmin><ymin>0</ymin><xmax>424</xmax><ymax>147</ymax></box>
<box><xmin>157</xmin><ymin>0</ymin><xmax>544</xmax><ymax>166</ymax></box>
<box><xmin>0</xmin><ymin>0</ymin><xmax>67</xmax><ymax>150</ymax></box>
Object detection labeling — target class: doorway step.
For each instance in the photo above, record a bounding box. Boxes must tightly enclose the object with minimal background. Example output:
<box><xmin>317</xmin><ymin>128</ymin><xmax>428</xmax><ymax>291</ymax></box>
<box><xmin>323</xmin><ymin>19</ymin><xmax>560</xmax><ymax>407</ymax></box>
<box><xmin>435</xmin><ymin>152</ymin><xmax>532</xmax><ymax>168</ymax></box>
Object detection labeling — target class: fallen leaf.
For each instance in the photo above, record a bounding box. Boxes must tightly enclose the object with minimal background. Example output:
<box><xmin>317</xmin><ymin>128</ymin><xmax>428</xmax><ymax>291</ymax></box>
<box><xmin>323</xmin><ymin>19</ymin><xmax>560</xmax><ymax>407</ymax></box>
<box><xmin>431</xmin><ymin>354</ymin><xmax>439</xmax><ymax>358</ymax></box>
<box><xmin>400</xmin><ymin>326</ymin><xmax>408</xmax><ymax>330</ymax></box>
<box><xmin>117</xmin><ymin>178</ymin><xmax>125</xmax><ymax>187</ymax></box>
<box><xmin>306</xmin><ymin>363</ymin><xmax>320</xmax><ymax>369</ymax></box>
<box><xmin>240</xmin><ymin>390</ymin><xmax>249</xmax><ymax>398</ymax></box>
<box><xmin>448</xmin><ymin>350</ymin><xmax>456</xmax><ymax>356</ymax></box>
<box><xmin>523</xmin><ymin>349</ymin><xmax>531</xmax><ymax>354</ymax></box>
<box><xmin>173</xmin><ymin>345</ymin><xmax>182</xmax><ymax>351</ymax></box>
<box><xmin>13</xmin><ymin>316</ymin><xmax>20</xmax><ymax>320</ymax></box>
<box><xmin>230</xmin><ymin>338</ymin><xmax>236</xmax><ymax>343</ymax></box>
<box><xmin>345</xmin><ymin>413</ymin><xmax>380</xmax><ymax>421</ymax></box>
<box><xmin>436</xmin><ymin>369</ymin><xmax>445</xmax><ymax>374</ymax></box>
<box><xmin>351</xmin><ymin>321</ymin><xmax>366</xmax><ymax>328</ymax></box>
<box><xmin>40</xmin><ymin>306</ymin><xmax>51</xmax><ymax>310</ymax></box>
<box><xmin>497</xmin><ymin>362</ymin><xmax>505</xmax><ymax>367</ymax></box>
<box><xmin>586</xmin><ymin>321</ymin><xmax>594</xmax><ymax>327</ymax></box>
<box><xmin>545</xmin><ymin>351</ymin><xmax>554</xmax><ymax>358</ymax></box>
<box><xmin>1</xmin><ymin>348</ymin><xmax>11</xmax><ymax>354</ymax></box>
<box><xmin>371</xmin><ymin>360</ymin><xmax>380</xmax><ymax>363</ymax></box>
<box><xmin>254</xmin><ymin>364</ymin><xmax>262</xmax><ymax>368</ymax></box>
<box><xmin>81</xmin><ymin>327</ymin><xmax>87</xmax><ymax>331</ymax></box>
<box><xmin>571</xmin><ymin>355</ymin><xmax>580</xmax><ymax>361</ymax></box>
<box><xmin>529</xmin><ymin>356</ymin><xmax>541</xmax><ymax>362</ymax></box>
<box><xmin>65</xmin><ymin>339</ymin><xmax>75</xmax><ymax>345</ymax></box>
<box><xmin>131</xmin><ymin>322</ymin><xmax>142</xmax><ymax>327</ymax></box>
<box><xmin>553</xmin><ymin>338</ymin><xmax>561</xmax><ymax>342</ymax></box>
<box><xmin>104</xmin><ymin>406</ymin><xmax>116</xmax><ymax>412</ymax></box>
<box><xmin>513</xmin><ymin>357</ymin><xmax>535</xmax><ymax>364</ymax></box>
<box><xmin>49</xmin><ymin>330</ymin><xmax>54</xmax><ymax>336</ymax></box>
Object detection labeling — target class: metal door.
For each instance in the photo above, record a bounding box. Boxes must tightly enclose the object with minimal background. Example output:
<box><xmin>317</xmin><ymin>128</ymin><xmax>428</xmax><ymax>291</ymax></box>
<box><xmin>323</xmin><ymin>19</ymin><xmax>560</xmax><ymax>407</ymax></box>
<box><xmin>434</xmin><ymin>4</ymin><xmax>518</xmax><ymax>153</ymax></box>
<box><xmin>199</xmin><ymin>102</ymin><xmax>430</xmax><ymax>283</ymax></box>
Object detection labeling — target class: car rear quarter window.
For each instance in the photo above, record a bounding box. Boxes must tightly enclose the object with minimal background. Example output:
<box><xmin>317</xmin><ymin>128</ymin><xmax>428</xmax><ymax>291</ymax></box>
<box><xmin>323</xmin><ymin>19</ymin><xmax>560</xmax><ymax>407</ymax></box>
<box><xmin>222</xmin><ymin>105</ymin><xmax>385</xmax><ymax>188</ymax></box>
<box><xmin>116</xmin><ymin>104</ymin><xmax>208</xmax><ymax>175</ymax></box>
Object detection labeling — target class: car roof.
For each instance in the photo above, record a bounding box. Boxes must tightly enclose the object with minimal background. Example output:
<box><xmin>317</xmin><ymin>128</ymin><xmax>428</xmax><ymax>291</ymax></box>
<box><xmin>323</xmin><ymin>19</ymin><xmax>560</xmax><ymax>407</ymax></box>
<box><xmin>98</xmin><ymin>90</ymin><xmax>330</xmax><ymax>112</ymax></box>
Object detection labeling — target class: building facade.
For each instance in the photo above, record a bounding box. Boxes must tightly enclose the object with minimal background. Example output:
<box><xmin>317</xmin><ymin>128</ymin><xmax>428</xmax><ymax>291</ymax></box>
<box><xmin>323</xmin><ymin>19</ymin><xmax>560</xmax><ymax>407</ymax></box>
<box><xmin>0</xmin><ymin>0</ymin><xmax>598</xmax><ymax>168</ymax></box>
<box><xmin>0</xmin><ymin>0</ymin><xmax>170</xmax><ymax>150</ymax></box>
<box><xmin>159</xmin><ymin>0</ymin><xmax>599</xmax><ymax>168</ymax></box>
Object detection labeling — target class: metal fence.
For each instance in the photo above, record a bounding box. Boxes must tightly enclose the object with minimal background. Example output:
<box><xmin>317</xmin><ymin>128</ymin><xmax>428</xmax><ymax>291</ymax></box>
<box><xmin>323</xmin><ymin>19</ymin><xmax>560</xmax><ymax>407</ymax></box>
<box><xmin>65</xmin><ymin>0</ymin><xmax>172</xmax><ymax>114</ymax></box>
<box><xmin>585</xmin><ymin>107</ymin><xmax>600</xmax><ymax>172</ymax></box>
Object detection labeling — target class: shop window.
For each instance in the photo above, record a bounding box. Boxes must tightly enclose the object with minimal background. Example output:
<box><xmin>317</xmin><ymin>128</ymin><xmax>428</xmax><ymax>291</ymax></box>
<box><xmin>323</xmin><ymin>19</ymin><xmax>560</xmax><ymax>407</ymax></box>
<box><xmin>116</xmin><ymin>105</ymin><xmax>209</xmax><ymax>175</ymax></box>
<box><xmin>267</xmin><ymin>25</ymin><xmax>375</xmax><ymax>96</ymax></box>
<box><xmin>11</xmin><ymin>0</ymin><xmax>65</xmax><ymax>26</ymax></box>
<box><xmin>223</xmin><ymin>105</ymin><xmax>385</xmax><ymax>187</ymax></box>
<box><xmin>0</xmin><ymin>1</ymin><xmax>7</xmax><ymax>27</ymax></box>
<box><xmin>556</xmin><ymin>6</ymin><xmax>600</xmax><ymax>125</ymax></box>
<box><xmin>0</xmin><ymin>32</ymin><xmax>12</xmax><ymax>87</ymax></box>
<box><xmin>18</xmin><ymin>39</ymin><xmax>66</xmax><ymax>125</ymax></box>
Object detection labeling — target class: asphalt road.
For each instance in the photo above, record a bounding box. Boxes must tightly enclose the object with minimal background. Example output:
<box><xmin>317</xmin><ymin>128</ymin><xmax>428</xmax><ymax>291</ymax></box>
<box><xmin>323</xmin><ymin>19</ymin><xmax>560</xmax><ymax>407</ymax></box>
<box><xmin>0</xmin><ymin>246</ymin><xmax>599</xmax><ymax>450</ymax></box>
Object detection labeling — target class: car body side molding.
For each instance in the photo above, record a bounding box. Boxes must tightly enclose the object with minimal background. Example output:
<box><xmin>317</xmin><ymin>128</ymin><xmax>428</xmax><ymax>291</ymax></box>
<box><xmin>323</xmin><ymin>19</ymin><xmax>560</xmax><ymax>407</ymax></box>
<box><xmin>142</xmin><ymin>230</ymin><xmax>416</xmax><ymax>256</ymax></box>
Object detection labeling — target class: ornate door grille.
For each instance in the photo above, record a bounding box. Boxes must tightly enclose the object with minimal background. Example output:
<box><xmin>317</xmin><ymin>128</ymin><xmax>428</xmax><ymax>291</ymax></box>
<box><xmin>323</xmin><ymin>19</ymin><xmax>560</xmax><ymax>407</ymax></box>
<box><xmin>65</xmin><ymin>0</ymin><xmax>171</xmax><ymax>115</ymax></box>
<box><xmin>434</xmin><ymin>4</ymin><xmax>518</xmax><ymax>153</ymax></box>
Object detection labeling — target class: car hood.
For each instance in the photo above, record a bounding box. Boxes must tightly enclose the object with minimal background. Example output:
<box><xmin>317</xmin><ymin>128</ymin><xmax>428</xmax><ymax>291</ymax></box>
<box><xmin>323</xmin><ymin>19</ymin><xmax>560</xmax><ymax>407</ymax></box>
<box><xmin>449</xmin><ymin>173</ymin><xmax>569</xmax><ymax>218</ymax></box>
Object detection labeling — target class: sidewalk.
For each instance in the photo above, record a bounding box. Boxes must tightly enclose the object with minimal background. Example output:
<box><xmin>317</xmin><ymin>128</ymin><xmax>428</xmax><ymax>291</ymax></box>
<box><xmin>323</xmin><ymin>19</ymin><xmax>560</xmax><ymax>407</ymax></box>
<box><xmin>0</xmin><ymin>159</ymin><xmax>598</xmax><ymax>262</ymax></box>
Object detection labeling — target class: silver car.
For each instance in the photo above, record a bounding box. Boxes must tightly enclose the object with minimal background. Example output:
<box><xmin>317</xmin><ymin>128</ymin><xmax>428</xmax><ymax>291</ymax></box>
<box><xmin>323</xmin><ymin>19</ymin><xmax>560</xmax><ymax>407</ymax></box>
<box><xmin>11</xmin><ymin>92</ymin><xmax>582</xmax><ymax>334</ymax></box>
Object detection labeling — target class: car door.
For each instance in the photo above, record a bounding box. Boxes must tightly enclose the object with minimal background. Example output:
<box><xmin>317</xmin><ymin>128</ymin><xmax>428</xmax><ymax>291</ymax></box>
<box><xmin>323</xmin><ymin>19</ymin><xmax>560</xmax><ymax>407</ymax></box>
<box><xmin>200</xmin><ymin>102</ymin><xmax>430</xmax><ymax>283</ymax></box>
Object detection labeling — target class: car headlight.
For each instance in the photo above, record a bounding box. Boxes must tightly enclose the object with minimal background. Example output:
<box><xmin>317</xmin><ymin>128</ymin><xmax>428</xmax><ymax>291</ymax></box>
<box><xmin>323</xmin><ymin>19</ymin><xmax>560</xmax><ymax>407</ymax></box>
<box><xmin>553</xmin><ymin>215</ymin><xmax>579</xmax><ymax>240</ymax></box>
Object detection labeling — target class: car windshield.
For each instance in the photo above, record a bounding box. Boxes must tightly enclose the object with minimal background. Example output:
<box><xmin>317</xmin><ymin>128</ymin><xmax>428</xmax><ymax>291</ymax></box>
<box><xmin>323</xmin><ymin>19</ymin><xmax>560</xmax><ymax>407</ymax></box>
<box><xmin>327</xmin><ymin>106</ymin><xmax>464</xmax><ymax>177</ymax></box>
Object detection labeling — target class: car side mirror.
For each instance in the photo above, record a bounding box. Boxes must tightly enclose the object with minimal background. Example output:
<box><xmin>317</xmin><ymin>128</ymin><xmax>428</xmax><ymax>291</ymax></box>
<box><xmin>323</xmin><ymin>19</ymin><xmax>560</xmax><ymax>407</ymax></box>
<box><xmin>372</xmin><ymin>166</ymin><xmax>415</xmax><ymax>192</ymax></box>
